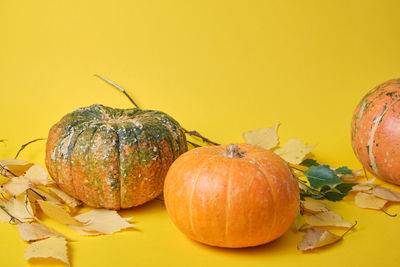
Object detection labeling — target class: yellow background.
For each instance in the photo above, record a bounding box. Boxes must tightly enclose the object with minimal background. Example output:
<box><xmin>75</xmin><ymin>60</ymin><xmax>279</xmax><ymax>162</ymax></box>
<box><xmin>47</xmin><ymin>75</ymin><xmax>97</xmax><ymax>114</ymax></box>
<box><xmin>1</xmin><ymin>0</ymin><xmax>400</xmax><ymax>266</ymax></box>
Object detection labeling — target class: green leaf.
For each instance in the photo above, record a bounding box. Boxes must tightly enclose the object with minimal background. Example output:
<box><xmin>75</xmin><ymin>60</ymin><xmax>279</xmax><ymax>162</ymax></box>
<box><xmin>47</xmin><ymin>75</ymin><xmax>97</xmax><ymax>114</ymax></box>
<box><xmin>323</xmin><ymin>191</ymin><xmax>345</xmax><ymax>202</ymax></box>
<box><xmin>300</xmin><ymin>159</ymin><xmax>319</xmax><ymax>167</ymax></box>
<box><xmin>334</xmin><ymin>166</ymin><xmax>352</xmax><ymax>175</ymax></box>
<box><xmin>334</xmin><ymin>183</ymin><xmax>358</xmax><ymax>196</ymax></box>
<box><xmin>304</xmin><ymin>165</ymin><xmax>342</xmax><ymax>189</ymax></box>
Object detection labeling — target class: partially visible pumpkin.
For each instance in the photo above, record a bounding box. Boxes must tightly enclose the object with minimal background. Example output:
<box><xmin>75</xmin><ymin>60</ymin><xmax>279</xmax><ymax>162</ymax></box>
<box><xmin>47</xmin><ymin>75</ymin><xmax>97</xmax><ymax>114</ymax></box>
<box><xmin>46</xmin><ymin>104</ymin><xmax>187</xmax><ymax>210</ymax></box>
<box><xmin>163</xmin><ymin>143</ymin><xmax>300</xmax><ymax>248</ymax></box>
<box><xmin>351</xmin><ymin>78</ymin><xmax>400</xmax><ymax>185</ymax></box>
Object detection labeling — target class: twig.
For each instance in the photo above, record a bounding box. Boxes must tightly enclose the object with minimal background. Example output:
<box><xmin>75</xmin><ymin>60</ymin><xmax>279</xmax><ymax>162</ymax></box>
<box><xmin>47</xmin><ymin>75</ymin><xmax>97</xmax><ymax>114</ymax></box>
<box><xmin>186</xmin><ymin>140</ymin><xmax>202</xmax><ymax>148</ymax></box>
<box><xmin>14</xmin><ymin>138</ymin><xmax>46</xmax><ymax>159</ymax></box>
<box><xmin>94</xmin><ymin>74</ymin><xmax>140</xmax><ymax>108</ymax></box>
<box><xmin>29</xmin><ymin>188</ymin><xmax>46</xmax><ymax>201</ymax></box>
<box><xmin>297</xmin><ymin>179</ymin><xmax>324</xmax><ymax>197</ymax></box>
<box><xmin>0</xmin><ymin>206</ymin><xmax>22</xmax><ymax>224</ymax></box>
<box><xmin>182</xmin><ymin>128</ymin><xmax>220</xmax><ymax>146</ymax></box>
<box><xmin>0</xmin><ymin>163</ymin><xmax>18</xmax><ymax>178</ymax></box>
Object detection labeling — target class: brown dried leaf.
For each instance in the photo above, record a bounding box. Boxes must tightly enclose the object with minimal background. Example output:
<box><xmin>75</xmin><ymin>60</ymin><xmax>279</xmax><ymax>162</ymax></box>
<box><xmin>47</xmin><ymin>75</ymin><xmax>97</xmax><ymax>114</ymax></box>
<box><xmin>1</xmin><ymin>176</ymin><xmax>31</xmax><ymax>196</ymax></box>
<box><xmin>0</xmin><ymin>159</ymin><xmax>33</xmax><ymax>176</ymax></box>
<box><xmin>354</xmin><ymin>192</ymin><xmax>387</xmax><ymax>210</ymax></box>
<box><xmin>24</xmin><ymin>236</ymin><xmax>69</xmax><ymax>266</ymax></box>
<box><xmin>17</xmin><ymin>223</ymin><xmax>56</xmax><ymax>241</ymax></box>
<box><xmin>302</xmin><ymin>200</ymin><xmax>331</xmax><ymax>214</ymax></box>
<box><xmin>242</xmin><ymin>123</ymin><xmax>280</xmax><ymax>150</ymax></box>
<box><xmin>70</xmin><ymin>209</ymin><xmax>135</xmax><ymax>235</ymax></box>
<box><xmin>47</xmin><ymin>184</ymin><xmax>81</xmax><ymax>208</ymax></box>
<box><xmin>0</xmin><ymin>193</ymin><xmax>34</xmax><ymax>222</ymax></box>
<box><xmin>372</xmin><ymin>186</ymin><xmax>400</xmax><ymax>202</ymax></box>
<box><xmin>305</xmin><ymin>211</ymin><xmax>352</xmax><ymax>228</ymax></box>
<box><xmin>24</xmin><ymin>164</ymin><xmax>50</xmax><ymax>186</ymax></box>
<box><xmin>351</xmin><ymin>178</ymin><xmax>376</xmax><ymax>192</ymax></box>
<box><xmin>37</xmin><ymin>200</ymin><xmax>84</xmax><ymax>226</ymax></box>
<box><xmin>274</xmin><ymin>138</ymin><xmax>316</xmax><ymax>164</ymax></box>
<box><xmin>298</xmin><ymin>228</ymin><xmax>341</xmax><ymax>251</ymax></box>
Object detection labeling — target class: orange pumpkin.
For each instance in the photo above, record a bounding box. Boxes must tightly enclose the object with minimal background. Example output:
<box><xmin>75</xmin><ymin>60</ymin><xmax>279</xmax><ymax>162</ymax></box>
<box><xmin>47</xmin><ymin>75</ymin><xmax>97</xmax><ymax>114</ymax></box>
<box><xmin>351</xmin><ymin>78</ymin><xmax>400</xmax><ymax>185</ymax></box>
<box><xmin>163</xmin><ymin>143</ymin><xmax>300</xmax><ymax>248</ymax></box>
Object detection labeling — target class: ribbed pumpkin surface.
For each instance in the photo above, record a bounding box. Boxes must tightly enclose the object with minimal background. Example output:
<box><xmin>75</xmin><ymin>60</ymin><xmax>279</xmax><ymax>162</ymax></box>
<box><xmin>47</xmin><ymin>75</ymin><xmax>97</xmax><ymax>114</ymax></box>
<box><xmin>164</xmin><ymin>144</ymin><xmax>300</xmax><ymax>248</ymax></box>
<box><xmin>351</xmin><ymin>78</ymin><xmax>400</xmax><ymax>185</ymax></box>
<box><xmin>46</xmin><ymin>104</ymin><xmax>187</xmax><ymax>210</ymax></box>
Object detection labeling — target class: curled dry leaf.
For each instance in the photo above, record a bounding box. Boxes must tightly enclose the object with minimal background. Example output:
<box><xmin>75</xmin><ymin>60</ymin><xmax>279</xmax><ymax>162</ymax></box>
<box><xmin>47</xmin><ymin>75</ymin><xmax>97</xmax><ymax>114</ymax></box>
<box><xmin>0</xmin><ymin>193</ymin><xmax>34</xmax><ymax>223</ymax></box>
<box><xmin>242</xmin><ymin>123</ymin><xmax>280</xmax><ymax>150</ymax></box>
<box><xmin>37</xmin><ymin>200</ymin><xmax>84</xmax><ymax>226</ymax></box>
<box><xmin>298</xmin><ymin>228</ymin><xmax>341</xmax><ymax>251</ymax></box>
<box><xmin>0</xmin><ymin>159</ymin><xmax>33</xmax><ymax>176</ymax></box>
<box><xmin>274</xmin><ymin>138</ymin><xmax>316</xmax><ymax>164</ymax></box>
<box><xmin>354</xmin><ymin>192</ymin><xmax>387</xmax><ymax>210</ymax></box>
<box><xmin>302</xmin><ymin>200</ymin><xmax>331</xmax><ymax>214</ymax></box>
<box><xmin>24</xmin><ymin>164</ymin><xmax>50</xmax><ymax>186</ymax></box>
<box><xmin>17</xmin><ymin>223</ymin><xmax>56</xmax><ymax>242</ymax></box>
<box><xmin>24</xmin><ymin>236</ymin><xmax>69</xmax><ymax>266</ymax></box>
<box><xmin>70</xmin><ymin>209</ymin><xmax>135</xmax><ymax>235</ymax></box>
<box><xmin>305</xmin><ymin>211</ymin><xmax>352</xmax><ymax>228</ymax></box>
<box><xmin>372</xmin><ymin>186</ymin><xmax>400</xmax><ymax>202</ymax></box>
<box><xmin>47</xmin><ymin>184</ymin><xmax>81</xmax><ymax>208</ymax></box>
<box><xmin>1</xmin><ymin>176</ymin><xmax>31</xmax><ymax>196</ymax></box>
<box><xmin>351</xmin><ymin>178</ymin><xmax>376</xmax><ymax>192</ymax></box>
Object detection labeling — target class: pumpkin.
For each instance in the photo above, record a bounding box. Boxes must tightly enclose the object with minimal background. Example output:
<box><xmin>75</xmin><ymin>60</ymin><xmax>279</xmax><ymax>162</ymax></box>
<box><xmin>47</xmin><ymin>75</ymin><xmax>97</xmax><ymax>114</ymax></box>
<box><xmin>163</xmin><ymin>143</ymin><xmax>300</xmax><ymax>248</ymax></box>
<box><xmin>45</xmin><ymin>104</ymin><xmax>187</xmax><ymax>210</ymax></box>
<box><xmin>351</xmin><ymin>78</ymin><xmax>400</xmax><ymax>185</ymax></box>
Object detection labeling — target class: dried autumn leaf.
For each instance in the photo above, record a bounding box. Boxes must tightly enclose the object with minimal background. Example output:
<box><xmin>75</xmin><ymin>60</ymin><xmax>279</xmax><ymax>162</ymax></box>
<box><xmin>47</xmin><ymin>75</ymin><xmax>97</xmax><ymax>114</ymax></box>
<box><xmin>17</xmin><ymin>223</ymin><xmax>56</xmax><ymax>242</ymax></box>
<box><xmin>47</xmin><ymin>184</ymin><xmax>81</xmax><ymax>208</ymax></box>
<box><xmin>351</xmin><ymin>178</ymin><xmax>376</xmax><ymax>192</ymax></box>
<box><xmin>0</xmin><ymin>193</ymin><xmax>34</xmax><ymax>222</ymax></box>
<box><xmin>24</xmin><ymin>236</ymin><xmax>69</xmax><ymax>266</ymax></box>
<box><xmin>372</xmin><ymin>186</ymin><xmax>400</xmax><ymax>202</ymax></box>
<box><xmin>24</xmin><ymin>164</ymin><xmax>50</xmax><ymax>186</ymax></box>
<box><xmin>293</xmin><ymin>214</ymin><xmax>307</xmax><ymax>231</ymax></box>
<box><xmin>1</xmin><ymin>176</ymin><xmax>31</xmax><ymax>196</ymax></box>
<box><xmin>37</xmin><ymin>200</ymin><xmax>84</xmax><ymax>226</ymax></box>
<box><xmin>274</xmin><ymin>138</ymin><xmax>317</xmax><ymax>164</ymax></box>
<box><xmin>70</xmin><ymin>209</ymin><xmax>135</xmax><ymax>235</ymax></box>
<box><xmin>354</xmin><ymin>192</ymin><xmax>387</xmax><ymax>210</ymax></box>
<box><xmin>302</xmin><ymin>200</ymin><xmax>331</xmax><ymax>214</ymax></box>
<box><xmin>298</xmin><ymin>228</ymin><xmax>341</xmax><ymax>251</ymax></box>
<box><xmin>0</xmin><ymin>159</ymin><xmax>33</xmax><ymax>176</ymax></box>
<box><xmin>305</xmin><ymin>211</ymin><xmax>352</xmax><ymax>228</ymax></box>
<box><xmin>242</xmin><ymin>123</ymin><xmax>280</xmax><ymax>150</ymax></box>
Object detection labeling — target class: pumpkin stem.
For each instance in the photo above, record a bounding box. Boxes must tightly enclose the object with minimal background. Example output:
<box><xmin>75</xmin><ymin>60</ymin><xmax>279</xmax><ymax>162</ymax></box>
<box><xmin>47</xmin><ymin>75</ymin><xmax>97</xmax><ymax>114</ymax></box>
<box><xmin>94</xmin><ymin>74</ymin><xmax>140</xmax><ymax>109</ymax></box>
<box><xmin>224</xmin><ymin>144</ymin><xmax>245</xmax><ymax>158</ymax></box>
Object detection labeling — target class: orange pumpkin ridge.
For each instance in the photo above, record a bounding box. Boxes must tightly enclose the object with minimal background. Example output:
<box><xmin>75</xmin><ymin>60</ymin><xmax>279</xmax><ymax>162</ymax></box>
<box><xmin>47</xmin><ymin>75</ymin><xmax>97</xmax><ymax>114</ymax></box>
<box><xmin>351</xmin><ymin>78</ymin><xmax>400</xmax><ymax>185</ymax></box>
<box><xmin>164</xmin><ymin>143</ymin><xmax>300</xmax><ymax>248</ymax></box>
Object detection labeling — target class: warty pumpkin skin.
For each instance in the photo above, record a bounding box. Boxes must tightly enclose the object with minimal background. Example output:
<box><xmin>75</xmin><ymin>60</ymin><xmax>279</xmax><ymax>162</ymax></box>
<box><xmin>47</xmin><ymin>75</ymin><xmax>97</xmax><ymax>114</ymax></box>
<box><xmin>351</xmin><ymin>78</ymin><xmax>400</xmax><ymax>185</ymax></box>
<box><xmin>163</xmin><ymin>143</ymin><xmax>300</xmax><ymax>248</ymax></box>
<box><xmin>45</xmin><ymin>104</ymin><xmax>187</xmax><ymax>210</ymax></box>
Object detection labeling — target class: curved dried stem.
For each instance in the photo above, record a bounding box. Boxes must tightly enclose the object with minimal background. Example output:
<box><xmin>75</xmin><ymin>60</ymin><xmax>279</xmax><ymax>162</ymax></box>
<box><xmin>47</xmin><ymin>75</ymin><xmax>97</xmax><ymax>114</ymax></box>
<box><xmin>94</xmin><ymin>74</ymin><xmax>140</xmax><ymax>108</ymax></box>
<box><xmin>15</xmin><ymin>138</ymin><xmax>46</xmax><ymax>159</ymax></box>
<box><xmin>0</xmin><ymin>206</ymin><xmax>22</xmax><ymax>224</ymax></box>
<box><xmin>380</xmin><ymin>208</ymin><xmax>397</xmax><ymax>217</ymax></box>
<box><xmin>186</xmin><ymin>140</ymin><xmax>202</xmax><ymax>148</ymax></box>
<box><xmin>340</xmin><ymin>221</ymin><xmax>358</xmax><ymax>238</ymax></box>
<box><xmin>182</xmin><ymin>128</ymin><xmax>220</xmax><ymax>146</ymax></box>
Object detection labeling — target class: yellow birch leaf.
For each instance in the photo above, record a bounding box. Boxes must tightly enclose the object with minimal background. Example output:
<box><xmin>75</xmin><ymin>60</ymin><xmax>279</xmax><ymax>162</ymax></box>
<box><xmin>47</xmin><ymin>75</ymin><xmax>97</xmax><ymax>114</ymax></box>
<box><xmin>302</xmin><ymin>200</ymin><xmax>331</xmax><ymax>214</ymax></box>
<box><xmin>47</xmin><ymin>184</ymin><xmax>81</xmax><ymax>208</ymax></box>
<box><xmin>274</xmin><ymin>138</ymin><xmax>317</xmax><ymax>164</ymax></box>
<box><xmin>0</xmin><ymin>159</ymin><xmax>33</xmax><ymax>176</ymax></box>
<box><xmin>24</xmin><ymin>236</ymin><xmax>69</xmax><ymax>266</ymax></box>
<box><xmin>37</xmin><ymin>200</ymin><xmax>84</xmax><ymax>226</ymax></box>
<box><xmin>24</xmin><ymin>164</ymin><xmax>50</xmax><ymax>186</ymax></box>
<box><xmin>372</xmin><ymin>186</ymin><xmax>400</xmax><ymax>202</ymax></box>
<box><xmin>70</xmin><ymin>209</ymin><xmax>135</xmax><ymax>235</ymax></box>
<box><xmin>1</xmin><ymin>176</ymin><xmax>31</xmax><ymax>196</ymax></box>
<box><xmin>298</xmin><ymin>228</ymin><xmax>341</xmax><ymax>251</ymax></box>
<box><xmin>0</xmin><ymin>193</ymin><xmax>34</xmax><ymax>223</ymax></box>
<box><xmin>305</xmin><ymin>211</ymin><xmax>352</xmax><ymax>228</ymax></box>
<box><xmin>242</xmin><ymin>123</ymin><xmax>280</xmax><ymax>150</ymax></box>
<box><xmin>17</xmin><ymin>223</ymin><xmax>56</xmax><ymax>242</ymax></box>
<box><xmin>354</xmin><ymin>192</ymin><xmax>388</xmax><ymax>209</ymax></box>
